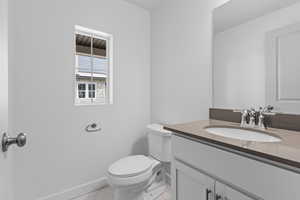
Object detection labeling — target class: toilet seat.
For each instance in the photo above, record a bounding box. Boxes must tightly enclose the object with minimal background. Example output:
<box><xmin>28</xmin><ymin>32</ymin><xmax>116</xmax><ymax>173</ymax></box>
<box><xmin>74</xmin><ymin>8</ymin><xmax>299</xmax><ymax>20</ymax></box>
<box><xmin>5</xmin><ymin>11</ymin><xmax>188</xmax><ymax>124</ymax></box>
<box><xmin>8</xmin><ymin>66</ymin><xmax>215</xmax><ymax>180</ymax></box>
<box><xmin>107</xmin><ymin>155</ymin><xmax>160</xmax><ymax>186</ymax></box>
<box><xmin>108</xmin><ymin>155</ymin><xmax>153</xmax><ymax>178</ymax></box>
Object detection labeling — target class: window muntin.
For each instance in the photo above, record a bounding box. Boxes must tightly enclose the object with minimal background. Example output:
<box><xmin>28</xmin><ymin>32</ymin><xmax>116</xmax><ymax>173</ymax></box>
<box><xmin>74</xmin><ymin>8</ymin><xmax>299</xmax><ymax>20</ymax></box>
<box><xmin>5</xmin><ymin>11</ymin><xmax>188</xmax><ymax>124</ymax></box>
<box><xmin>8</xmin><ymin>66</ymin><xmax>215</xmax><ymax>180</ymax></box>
<box><xmin>74</xmin><ymin>26</ymin><xmax>113</xmax><ymax>105</ymax></box>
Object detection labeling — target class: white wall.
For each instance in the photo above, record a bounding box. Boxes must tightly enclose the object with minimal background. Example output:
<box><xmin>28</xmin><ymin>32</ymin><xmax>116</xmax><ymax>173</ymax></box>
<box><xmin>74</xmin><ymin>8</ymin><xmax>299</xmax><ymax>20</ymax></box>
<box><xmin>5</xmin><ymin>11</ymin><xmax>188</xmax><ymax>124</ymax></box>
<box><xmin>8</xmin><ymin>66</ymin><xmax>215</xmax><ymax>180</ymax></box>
<box><xmin>0</xmin><ymin>0</ymin><xmax>8</xmax><ymax>137</ymax></box>
<box><xmin>151</xmin><ymin>0</ymin><xmax>230</xmax><ymax>124</ymax></box>
<box><xmin>213</xmin><ymin>1</ymin><xmax>300</xmax><ymax>109</ymax></box>
<box><xmin>0</xmin><ymin>0</ymin><xmax>14</xmax><ymax>199</ymax></box>
<box><xmin>8</xmin><ymin>0</ymin><xmax>150</xmax><ymax>199</ymax></box>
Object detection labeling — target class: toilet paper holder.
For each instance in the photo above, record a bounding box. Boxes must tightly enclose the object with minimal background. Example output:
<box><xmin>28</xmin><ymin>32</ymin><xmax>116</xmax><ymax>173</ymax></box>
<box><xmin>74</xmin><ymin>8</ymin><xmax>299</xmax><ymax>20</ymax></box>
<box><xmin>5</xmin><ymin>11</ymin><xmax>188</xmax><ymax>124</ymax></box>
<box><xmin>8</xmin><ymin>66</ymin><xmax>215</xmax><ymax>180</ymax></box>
<box><xmin>85</xmin><ymin>123</ymin><xmax>102</xmax><ymax>132</ymax></box>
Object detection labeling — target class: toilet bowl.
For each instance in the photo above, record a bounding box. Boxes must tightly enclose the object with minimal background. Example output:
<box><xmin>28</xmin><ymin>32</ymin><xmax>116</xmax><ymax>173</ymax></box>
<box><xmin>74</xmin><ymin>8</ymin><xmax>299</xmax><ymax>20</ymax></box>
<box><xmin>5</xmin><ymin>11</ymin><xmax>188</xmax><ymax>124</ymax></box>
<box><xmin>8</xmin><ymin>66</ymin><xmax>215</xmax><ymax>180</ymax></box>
<box><xmin>107</xmin><ymin>124</ymin><xmax>172</xmax><ymax>200</ymax></box>
<box><xmin>107</xmin><ymin>155</ymin><xmax>161</xmax><ymax>200</ymax></box>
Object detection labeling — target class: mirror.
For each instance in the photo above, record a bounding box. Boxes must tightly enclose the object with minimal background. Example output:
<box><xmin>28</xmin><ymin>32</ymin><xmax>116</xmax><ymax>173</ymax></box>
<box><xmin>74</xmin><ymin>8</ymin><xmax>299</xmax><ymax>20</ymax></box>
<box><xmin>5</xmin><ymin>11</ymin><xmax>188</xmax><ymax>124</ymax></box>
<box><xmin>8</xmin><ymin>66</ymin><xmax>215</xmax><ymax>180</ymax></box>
<box><xmin>212</xmin><ymin>0</ymin><xmax>300</xmax><ymax>114</ymax></box>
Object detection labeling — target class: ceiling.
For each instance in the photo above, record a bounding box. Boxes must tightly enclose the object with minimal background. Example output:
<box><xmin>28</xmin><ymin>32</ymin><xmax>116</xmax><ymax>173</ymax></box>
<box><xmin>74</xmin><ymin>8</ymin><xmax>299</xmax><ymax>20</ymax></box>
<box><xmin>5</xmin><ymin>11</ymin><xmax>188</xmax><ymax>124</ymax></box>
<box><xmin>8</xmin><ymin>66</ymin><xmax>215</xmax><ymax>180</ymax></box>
<box><xmin>214</xmin><ymin>0</ymin><xmax>300</xmax><ymax>33</ymax></box>
<box><xmin>123</xmin><ymin>0</ymin><xmax>162</xmax><ymax>10</ymax></box>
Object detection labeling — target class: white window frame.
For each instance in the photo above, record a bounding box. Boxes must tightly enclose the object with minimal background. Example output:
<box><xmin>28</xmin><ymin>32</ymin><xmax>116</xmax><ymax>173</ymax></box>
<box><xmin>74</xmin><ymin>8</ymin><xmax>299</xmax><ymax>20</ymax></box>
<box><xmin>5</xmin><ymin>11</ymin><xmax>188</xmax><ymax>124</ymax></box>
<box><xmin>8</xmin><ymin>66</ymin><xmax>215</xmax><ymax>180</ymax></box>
<box><xmin>74</xmin><ymin>25</ymin><xmax>113</xmax><ymax>106</ymax></box>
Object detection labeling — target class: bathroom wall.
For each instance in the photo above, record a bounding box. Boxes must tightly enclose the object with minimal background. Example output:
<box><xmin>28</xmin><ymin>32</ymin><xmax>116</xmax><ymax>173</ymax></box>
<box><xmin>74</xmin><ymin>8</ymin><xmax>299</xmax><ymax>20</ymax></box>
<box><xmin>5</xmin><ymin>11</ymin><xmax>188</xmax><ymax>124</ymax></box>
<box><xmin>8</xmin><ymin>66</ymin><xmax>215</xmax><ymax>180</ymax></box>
<box><xmin>150</xmin><ymin>0</ymin><xmax>230</xmax><ymax>124</ymax></box>
<box><xmin>213</xmin><ymin>1</ymin><xmax>300</xmax><ymax>109</ymax></box>
<box><xmin>0</xmin><ymin>0</ymin><xmax>8</xmax><ymax>142</ymax></box>
<box><xmin>8</xmin><ymin>0</ymin><xmax>150</xmax><ymax>199</ymax></box>
<box><xmin>0</xmin><ymin>0</ymin><xmax>14</xmax><ymax>200</ymax></box>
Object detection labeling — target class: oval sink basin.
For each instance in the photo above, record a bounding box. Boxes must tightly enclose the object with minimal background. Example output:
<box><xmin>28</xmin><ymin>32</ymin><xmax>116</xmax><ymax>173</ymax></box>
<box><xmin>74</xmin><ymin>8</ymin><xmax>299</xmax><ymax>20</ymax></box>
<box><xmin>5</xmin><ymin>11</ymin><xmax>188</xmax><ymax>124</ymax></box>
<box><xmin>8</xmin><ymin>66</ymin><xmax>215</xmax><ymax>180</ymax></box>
<box><xmin>205</xmin><ymin>127</ymin><xmax>281</xmax><ymax>143</ymax></box>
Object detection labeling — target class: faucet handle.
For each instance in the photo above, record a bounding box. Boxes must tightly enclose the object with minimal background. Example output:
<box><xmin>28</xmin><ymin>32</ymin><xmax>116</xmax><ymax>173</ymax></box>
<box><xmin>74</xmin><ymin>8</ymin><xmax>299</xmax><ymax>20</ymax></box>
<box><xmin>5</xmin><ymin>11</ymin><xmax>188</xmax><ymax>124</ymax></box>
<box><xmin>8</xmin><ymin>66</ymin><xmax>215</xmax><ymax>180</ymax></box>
<box><xmin>260</xmin><ymin>105</ymin><xmax>276</xmax><ymax>116</ymax></box>
<box><xmin>265</xmin><ymin>105</ymin><xmax>274</xmax><ymax>112</ymax></box>
<box><xmin>249</xmin><ymin>108</ymin><xmax>257</xmax><ymax>117</ymax></box>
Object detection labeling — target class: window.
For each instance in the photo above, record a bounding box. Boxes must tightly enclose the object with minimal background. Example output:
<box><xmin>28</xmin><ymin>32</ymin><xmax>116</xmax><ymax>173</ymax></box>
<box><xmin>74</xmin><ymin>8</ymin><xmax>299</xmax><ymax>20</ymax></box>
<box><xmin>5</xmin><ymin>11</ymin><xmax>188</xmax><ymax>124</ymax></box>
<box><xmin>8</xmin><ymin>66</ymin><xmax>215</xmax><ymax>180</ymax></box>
<box><xmin>77</xmin><ymin>82</ymin><xmax>96</xmax><ymax>99</ymax></box>
<box><xmin>78</xmin><ymin>83</ymin><xmax>86</xmax><ymax>98</ymax></box>
<box><xmin>74</xmin><ymin>25</ymin><xmax>113</xmax><ymax>105</ymax></box>
<box><xmin>88</xmin><ymin>83</ymin><xmax>96</xmax><ymax>98</ymax></box>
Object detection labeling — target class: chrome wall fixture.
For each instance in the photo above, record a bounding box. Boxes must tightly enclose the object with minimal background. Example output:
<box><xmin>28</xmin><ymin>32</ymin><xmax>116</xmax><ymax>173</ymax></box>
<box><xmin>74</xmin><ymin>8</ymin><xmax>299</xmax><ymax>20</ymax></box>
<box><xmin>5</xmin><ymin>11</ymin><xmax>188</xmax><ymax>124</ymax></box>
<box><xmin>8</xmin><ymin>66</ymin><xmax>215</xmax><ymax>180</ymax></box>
<box><xmin>85</xmin><ymin>123</ymin><xmax>102</xmax><ymax>132</ymax></box>
<box><xmin>2</xmin><ymin>132</ymin><xmax>27</xmax><ymax>152</ymax></box>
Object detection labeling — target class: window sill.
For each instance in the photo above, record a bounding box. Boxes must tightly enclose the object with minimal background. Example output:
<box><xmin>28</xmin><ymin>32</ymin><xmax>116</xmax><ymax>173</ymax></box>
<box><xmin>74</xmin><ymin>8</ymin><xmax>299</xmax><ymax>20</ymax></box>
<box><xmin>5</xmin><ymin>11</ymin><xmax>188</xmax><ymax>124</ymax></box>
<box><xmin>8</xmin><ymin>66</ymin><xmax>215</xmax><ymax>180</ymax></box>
<box><xmin>74</xmin><ymin>101</ymin><xmax>113</xmax><ymax>107</ymax></box>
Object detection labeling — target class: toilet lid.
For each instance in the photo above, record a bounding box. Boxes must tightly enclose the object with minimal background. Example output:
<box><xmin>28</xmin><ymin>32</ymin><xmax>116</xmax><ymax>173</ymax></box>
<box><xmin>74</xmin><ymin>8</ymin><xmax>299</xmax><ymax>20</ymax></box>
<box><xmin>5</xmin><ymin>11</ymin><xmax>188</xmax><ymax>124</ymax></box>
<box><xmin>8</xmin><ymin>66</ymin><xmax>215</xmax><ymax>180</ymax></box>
<box><xmin>108</xmin><ymin>155</ymin><xmax>153</xmax><ymax>178</ymax></box>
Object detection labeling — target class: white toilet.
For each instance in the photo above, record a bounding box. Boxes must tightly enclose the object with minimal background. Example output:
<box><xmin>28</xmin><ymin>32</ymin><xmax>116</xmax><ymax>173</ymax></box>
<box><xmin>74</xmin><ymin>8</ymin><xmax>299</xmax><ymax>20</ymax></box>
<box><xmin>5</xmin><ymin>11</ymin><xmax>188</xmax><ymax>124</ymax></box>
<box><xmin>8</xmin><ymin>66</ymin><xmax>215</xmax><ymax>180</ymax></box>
<box><xmin>107</xmin><ymin>124</ymin><xmax>172</xmax><ymax>200</ymax></box>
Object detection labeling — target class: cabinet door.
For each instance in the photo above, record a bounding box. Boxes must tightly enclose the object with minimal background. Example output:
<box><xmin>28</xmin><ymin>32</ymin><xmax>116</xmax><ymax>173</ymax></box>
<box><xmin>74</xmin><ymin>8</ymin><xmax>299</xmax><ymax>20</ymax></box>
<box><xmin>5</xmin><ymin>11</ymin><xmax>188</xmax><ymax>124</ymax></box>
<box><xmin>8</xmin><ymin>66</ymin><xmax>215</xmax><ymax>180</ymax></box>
<box><xmin>173</xmin><ymin>160</ymin><xmax>215</xmax><ymax>200</ymax></box>
<box><xmin>215</xmin><ymin>182</ymin><xmax>256</xmax><ymax>200</ymax></box>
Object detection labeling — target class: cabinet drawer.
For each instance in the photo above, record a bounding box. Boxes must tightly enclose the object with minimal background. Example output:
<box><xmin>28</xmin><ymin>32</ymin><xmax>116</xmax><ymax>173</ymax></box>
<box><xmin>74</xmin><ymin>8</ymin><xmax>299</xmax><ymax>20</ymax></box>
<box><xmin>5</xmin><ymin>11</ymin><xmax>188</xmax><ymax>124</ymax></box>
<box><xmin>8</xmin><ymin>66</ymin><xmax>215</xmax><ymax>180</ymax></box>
<box><xmin>172</xmin><ymin>135</ymin><xmax>300</xmax><ymax>199</ymax></box>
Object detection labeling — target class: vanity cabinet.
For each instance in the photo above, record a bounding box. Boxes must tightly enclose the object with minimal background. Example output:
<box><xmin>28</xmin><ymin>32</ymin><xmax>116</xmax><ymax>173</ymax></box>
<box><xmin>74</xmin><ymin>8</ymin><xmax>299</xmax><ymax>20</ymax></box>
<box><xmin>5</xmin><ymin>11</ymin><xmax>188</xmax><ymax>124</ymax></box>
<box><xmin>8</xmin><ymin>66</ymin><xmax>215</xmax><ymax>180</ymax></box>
<box><xmin>173</xmin><ymin>160</ymin><xmax>254</xmax><ymax>200</ymax></box>
<box><xmin>172</xmin><ymin>135</ymin><xmax>300</xmax><ymax>200</ymax></box>
<box><xmin>174</xmin><ymin>159</ymin><xmax>214</xmax><ymax>200</ymax></box>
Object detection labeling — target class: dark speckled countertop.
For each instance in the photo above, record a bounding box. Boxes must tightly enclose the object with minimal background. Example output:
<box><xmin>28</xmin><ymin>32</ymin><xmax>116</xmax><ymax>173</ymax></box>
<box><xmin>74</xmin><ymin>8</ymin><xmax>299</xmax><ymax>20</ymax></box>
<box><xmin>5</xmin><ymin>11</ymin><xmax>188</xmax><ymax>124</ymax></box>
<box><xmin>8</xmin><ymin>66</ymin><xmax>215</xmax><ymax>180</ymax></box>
<box><xmin>164</xmin><ymin>120</ymin><xmax>300</xmax><ymax>171</ymax></box>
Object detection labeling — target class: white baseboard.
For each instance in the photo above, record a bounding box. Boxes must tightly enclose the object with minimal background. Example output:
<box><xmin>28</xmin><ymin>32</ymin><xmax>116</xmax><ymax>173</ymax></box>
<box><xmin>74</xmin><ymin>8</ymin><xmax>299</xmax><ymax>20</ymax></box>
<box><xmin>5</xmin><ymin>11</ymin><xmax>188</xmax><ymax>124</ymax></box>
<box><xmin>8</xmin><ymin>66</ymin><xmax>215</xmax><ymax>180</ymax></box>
<box><xmin>37</xmin><ymin>177</ymin><xmax>108</xmax><ymax>200</ymax></box>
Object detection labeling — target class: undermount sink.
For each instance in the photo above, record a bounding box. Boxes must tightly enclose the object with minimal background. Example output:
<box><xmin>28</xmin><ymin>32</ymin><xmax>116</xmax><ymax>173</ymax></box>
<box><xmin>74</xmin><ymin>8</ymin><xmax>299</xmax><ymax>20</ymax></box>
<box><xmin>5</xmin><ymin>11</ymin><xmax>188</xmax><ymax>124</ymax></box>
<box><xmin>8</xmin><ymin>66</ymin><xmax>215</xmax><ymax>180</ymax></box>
<box><xmin>204</xmin><ymin>127</ymin><xmax>281</xmax><ymax>143</ymax></box>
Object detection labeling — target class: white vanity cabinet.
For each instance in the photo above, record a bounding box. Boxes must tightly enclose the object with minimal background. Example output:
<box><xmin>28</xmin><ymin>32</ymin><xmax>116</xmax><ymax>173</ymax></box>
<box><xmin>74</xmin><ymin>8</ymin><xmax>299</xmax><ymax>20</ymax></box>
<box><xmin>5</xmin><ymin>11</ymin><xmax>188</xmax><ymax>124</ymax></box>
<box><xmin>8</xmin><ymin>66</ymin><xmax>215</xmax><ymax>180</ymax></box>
<box><xmin>174</xmin><ymin>160</ymin><xmax>215</xmax><ymax>200</ymax></box>
<box><xmin>173</xmin><ymin>159</ymin><xmax>255</xmax><ymax>200</ymax></box>
<box><xmin>172</xmin><ymin>135</ymin><xmax>300</xmax><ymax>200</ymax></box>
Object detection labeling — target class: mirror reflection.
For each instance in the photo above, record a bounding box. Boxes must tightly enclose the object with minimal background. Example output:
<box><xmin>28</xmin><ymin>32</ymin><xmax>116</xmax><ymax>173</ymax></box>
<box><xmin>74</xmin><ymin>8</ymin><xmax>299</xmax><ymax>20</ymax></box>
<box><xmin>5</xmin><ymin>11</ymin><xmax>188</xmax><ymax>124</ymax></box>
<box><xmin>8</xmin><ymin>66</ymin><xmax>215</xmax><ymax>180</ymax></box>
<box><xmin>212</xmin><ymin>0</ymin><xmax>300</xmax><ymax>114</ymax></box>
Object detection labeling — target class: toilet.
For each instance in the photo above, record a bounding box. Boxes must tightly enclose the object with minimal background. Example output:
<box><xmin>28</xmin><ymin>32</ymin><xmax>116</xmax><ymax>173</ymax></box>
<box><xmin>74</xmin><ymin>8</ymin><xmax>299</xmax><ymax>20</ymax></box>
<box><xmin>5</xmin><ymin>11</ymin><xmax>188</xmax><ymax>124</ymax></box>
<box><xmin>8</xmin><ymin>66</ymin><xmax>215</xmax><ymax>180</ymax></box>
<box><xmin>107</xmin><ymin>124</ymin><xmax>172</xmax><ymax>200</ymax></box>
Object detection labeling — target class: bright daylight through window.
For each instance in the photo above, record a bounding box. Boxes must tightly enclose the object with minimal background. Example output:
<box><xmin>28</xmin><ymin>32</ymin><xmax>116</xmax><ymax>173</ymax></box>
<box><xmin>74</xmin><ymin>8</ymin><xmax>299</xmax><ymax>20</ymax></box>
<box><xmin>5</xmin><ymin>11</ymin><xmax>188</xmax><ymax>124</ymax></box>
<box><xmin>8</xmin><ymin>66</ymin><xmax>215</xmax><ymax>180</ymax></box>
<box><xmin>74</xmin><ymin>25</ymin><xmax>113</xmax><ymax>105</ymax></box>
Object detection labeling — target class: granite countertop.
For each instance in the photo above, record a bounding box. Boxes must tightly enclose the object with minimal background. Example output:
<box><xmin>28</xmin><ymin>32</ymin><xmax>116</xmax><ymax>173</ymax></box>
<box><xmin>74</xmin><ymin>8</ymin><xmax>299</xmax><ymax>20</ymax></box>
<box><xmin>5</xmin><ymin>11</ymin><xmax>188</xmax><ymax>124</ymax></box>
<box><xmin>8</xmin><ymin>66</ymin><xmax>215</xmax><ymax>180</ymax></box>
<box><xmin>164</xmin><ymin>120</ymin><xmax>300</xmax><ymax>170</ymax></box>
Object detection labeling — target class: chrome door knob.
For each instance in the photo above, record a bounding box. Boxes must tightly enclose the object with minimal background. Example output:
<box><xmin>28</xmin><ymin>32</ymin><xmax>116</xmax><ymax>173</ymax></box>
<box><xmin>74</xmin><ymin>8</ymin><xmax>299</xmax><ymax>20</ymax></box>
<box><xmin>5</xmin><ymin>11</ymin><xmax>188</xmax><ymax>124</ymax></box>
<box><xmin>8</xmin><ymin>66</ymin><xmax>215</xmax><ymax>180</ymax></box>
<box><xmin>2</xmin><ymin>132</ymin><xmax>27</xmax><ymax>152</ymax></box>
<box><xmin>16</xmin><ymin>133</ymin><xmax>26</xmax><ymax>147</ymax></box>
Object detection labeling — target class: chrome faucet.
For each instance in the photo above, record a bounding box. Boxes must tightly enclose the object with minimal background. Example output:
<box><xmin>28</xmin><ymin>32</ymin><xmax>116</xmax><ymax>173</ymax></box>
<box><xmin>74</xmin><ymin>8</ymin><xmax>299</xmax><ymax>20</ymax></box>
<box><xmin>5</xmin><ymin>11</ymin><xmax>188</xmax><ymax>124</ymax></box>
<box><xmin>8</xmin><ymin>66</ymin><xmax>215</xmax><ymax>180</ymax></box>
<box><xmin>258</xmin><ymin>105</ymin><xmax>275</xmax><ymax>129</ymax></box>
<box><xmin>248</xmin><ymin>108</ymin><xmax>256</xmax><ymax>127</ymax></box>
<box><xmin>240</xmin><ymin>109</ymin><xmax>249</xmax><ymax>127</ymax></box>
<box><xmin>234</xmin><ymin>106</ymin><xmax>275</xmax><ymax>129</ymax></box>
<box><xmin>234</xmin><ymin>109</ymin><xmax>250</xmax><ymax>128</ymax></box>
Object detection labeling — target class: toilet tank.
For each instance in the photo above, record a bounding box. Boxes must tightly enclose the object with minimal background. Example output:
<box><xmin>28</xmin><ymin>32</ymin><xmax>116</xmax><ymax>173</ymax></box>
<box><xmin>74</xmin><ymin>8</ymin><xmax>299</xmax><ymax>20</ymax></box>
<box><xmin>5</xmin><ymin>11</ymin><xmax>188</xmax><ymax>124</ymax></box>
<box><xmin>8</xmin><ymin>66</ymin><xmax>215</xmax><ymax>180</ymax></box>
<box><xmin>147</xmin><ymin>124</ymin><xmax>172</xmax><ymax>162</ymax></box>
